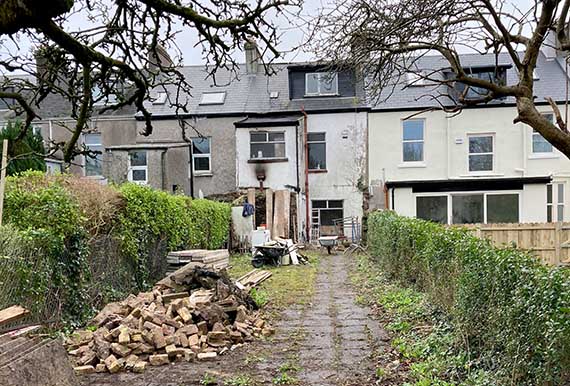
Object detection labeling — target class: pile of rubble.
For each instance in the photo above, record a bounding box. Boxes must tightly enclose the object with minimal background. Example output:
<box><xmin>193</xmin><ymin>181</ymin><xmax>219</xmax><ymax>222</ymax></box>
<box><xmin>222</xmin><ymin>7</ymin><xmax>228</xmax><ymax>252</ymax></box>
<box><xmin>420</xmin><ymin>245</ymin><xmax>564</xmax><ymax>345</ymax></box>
<box><xmin>66</xmin><ymin>267</ymin><xmax>274</xmax><ymax>374</ymax></box>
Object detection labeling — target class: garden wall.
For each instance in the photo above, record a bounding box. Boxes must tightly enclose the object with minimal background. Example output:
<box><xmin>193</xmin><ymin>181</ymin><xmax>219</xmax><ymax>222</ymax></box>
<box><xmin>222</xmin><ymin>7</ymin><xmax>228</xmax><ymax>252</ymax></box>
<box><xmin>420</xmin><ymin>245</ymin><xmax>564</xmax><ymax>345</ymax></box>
<box><xmin>368</xmin><ymin>210</ymin><xmax>570</xmax><ymax>385</ymax></box>
<box><xmin>0</xmin><ymin>172</ymin><xmax>230</xmax><ymax>329</ymax></box>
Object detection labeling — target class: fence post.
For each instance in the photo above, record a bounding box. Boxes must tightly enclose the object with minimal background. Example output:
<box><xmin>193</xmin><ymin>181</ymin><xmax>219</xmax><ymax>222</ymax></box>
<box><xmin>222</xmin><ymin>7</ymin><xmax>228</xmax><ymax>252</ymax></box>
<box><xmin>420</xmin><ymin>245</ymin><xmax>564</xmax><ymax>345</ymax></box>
<box><xmin>554</xmin><ymin>221</ymin><xmax>562</xmax><ymax>265</ymax></box>
<box><xmin>0</xmin><ymin>139</ymin><xmax>8</xmax><ymax>226</ymax></box>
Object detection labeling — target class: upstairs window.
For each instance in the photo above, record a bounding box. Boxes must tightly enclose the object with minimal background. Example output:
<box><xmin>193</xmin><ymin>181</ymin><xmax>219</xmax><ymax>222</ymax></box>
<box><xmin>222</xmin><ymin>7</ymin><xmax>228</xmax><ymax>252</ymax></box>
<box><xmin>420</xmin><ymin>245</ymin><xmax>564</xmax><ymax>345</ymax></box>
<box><xmin>199</xmin><ymin>92</ymin><xmax>226</xmax><ymax>105</ymax></box>
<box><xmin>468</xmin><ymin>134</ymin><xmax>493</xmax><ymax>172</ymax></box>
<box><xmin>250</xmin><ymin>131</ymin><xmax>285</xmax><ymax>159</ymax></box>
<box><xmin>305</xmin><ymin>72</ymin><xmax>338</xmax><ymax>96</ymax></box>
<box><xmin>308</xmin><ymin>132</ymin><xmax>326</xmax><ymax>170</ymax></box>
<box><xmin>402</xmin><ymin>119</ymin><xmax>424</xmax><ymax>162</ymax></box>
<box><xmin>128</xmin><ymin>150</ymin><xmax>147</xmax><ymax>185</ymax></box>
<box><xmin>454</xmin><ymin>67</ymin><xmax>507</xmax><ymax>100</ymax></box>
<box><xmin>532</xmin><ymin>113</ymin><xmax>554</xmax><ymax>153</ymax></box>
<box><xmin>191</xmin><ymin>137</ymin><xmax>211</xmax><ymax>173</ymax></box>
<box><xmin>84</xmin><ymin>133</ymin><xmax>103</xmax><ymax>176</ymax></box>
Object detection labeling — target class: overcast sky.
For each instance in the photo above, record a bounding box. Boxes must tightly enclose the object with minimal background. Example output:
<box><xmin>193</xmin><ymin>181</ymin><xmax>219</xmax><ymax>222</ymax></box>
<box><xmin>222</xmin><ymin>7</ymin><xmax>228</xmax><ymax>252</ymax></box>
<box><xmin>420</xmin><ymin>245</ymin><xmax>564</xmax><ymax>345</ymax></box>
<box><xmin>0</xmin><ymin>0</ymin><xmax>538</xmax><ymax>67</ymax></box>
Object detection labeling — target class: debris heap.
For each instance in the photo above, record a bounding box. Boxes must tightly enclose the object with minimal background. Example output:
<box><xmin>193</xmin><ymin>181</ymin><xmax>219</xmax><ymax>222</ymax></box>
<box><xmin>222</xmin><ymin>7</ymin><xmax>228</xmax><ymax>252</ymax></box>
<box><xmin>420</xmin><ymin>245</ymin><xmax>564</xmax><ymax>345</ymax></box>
<box><xmin>66</xmin><ymin>267</ymin><xmax>274</xmax><ymax>374</ymax></box>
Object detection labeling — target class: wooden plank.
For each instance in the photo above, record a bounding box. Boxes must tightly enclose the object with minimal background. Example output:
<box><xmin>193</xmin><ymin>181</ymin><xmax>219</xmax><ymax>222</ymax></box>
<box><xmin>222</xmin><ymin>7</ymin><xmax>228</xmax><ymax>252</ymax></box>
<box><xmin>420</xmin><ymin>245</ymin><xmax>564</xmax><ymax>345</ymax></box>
<box><xmin>247</xmin><ymin>188</ymin><xmax>256</xmax><ymax>227</ymax></box>
<box><xmin>272</xmin><ymin>190</ymin><xmax>290</xmax><ymax>239</ymax></box>
<box><xmin>0</xmin><ymin>306</ymin><xmax>29</xmax><ymax>327</ymax></box>
<box><xmin>265</xmin><ymin>188</ymin><xmax>273</xmax><ymax>236</ymax></box>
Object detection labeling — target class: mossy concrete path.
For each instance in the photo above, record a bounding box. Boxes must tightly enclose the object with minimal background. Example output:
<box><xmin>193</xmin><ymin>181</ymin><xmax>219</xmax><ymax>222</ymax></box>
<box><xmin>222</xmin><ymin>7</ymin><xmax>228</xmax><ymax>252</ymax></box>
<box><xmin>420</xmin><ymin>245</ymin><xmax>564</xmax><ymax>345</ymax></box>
<box><xmin>81</xmin><ymin>254</ymin><xmax>388</xmax><ymax>385</ymax></box>
<box><xmin>292</xmin><ymin>254</ymin><xmax>388</xmax><ymax>385</ymax></box>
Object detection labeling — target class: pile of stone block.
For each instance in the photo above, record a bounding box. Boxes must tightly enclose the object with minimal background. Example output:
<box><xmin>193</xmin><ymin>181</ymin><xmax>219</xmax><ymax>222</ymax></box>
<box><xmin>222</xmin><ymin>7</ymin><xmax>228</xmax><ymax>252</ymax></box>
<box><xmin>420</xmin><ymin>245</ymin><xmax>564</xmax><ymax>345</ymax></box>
<box><xmin>66</xmin><ymin>267</ymin><xmax>273</xmax><ymax>374</ymax></box>
<box><xmin>166</xmin><ymin>249</ymin><xmax>230</xmax><ymax>274</ymax></box>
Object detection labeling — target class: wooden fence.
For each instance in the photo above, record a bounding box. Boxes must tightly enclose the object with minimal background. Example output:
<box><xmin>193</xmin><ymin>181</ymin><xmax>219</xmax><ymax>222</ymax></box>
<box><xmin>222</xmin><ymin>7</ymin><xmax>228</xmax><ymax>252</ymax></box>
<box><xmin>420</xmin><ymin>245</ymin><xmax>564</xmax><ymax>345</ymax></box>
<box><xmin>462</xmin><ymin>222</ymin><xmax>570</xmax><ymax>266</ymax></box>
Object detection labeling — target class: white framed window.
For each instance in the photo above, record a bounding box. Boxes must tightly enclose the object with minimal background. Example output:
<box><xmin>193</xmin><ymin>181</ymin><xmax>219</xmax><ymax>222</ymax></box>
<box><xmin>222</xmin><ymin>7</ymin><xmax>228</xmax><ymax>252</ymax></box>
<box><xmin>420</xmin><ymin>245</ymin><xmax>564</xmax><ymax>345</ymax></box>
<box><xmin>128</xmin><ymin>150</ymin><xmax>147</xmax><ymax>185</ymax></box>
<box><xmin>532</xmin><ymin>113</ymin><xmax>554</xmax><ymax>154</ymax></box>
<box><xmin>191</xmin><ymin>137</ymin><xmax>211</xmax><ymax>174</ymax></box>
<box><xmin>199</xmin><ymin>92</ymin><xmax>226</xmax><ymax>105</ymax></box>
<box><xmin>547</xmin><ymin>183</ymin><xmax>564</xmax><ymax>222</ymax></box>
<box><xmin>250</xmin><ymin>131</ymin><xmax>285</xmax><ymax>159</ymax></box>
<box><xmin>307</xmin><ymin>132</ymin><xmax>326</xmax><ymax>170</ymax></box>
<box><xmin>84</xmin><ymin>133</ymin><xmax>103</xmax><ymax>176</ymax></box>
<box><xmin>305</xmin><ymin>72</ymin><xmax>338</xmax><ymax>96</ymax></box>
<box><xmin>468</xmin><ymin>134</ymin><xmax>494</xmax><ymax>172</ymax></box>
<box><xmin>402</xmin><ymin>119</ymin><xmax>424</xmax><ymax>162</ymax></box>
<box><xmin>416</xmin><ymin>192</ymin><xmax>520</xmax><ymax>224</ymax></box>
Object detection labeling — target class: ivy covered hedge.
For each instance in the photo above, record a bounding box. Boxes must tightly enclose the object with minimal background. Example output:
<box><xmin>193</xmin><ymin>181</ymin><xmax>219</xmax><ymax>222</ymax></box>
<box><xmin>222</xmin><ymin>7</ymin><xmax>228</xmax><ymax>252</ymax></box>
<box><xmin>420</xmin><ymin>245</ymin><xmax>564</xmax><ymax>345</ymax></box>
<box><xmin>368</xmin><ymin>210</ymin><xmax>570</xmax><ymax>385</ymax></box>
<box><xmin>0</xmin><ymin>172</ymin><xmax>231</xmax><ymax>328</ymax></box>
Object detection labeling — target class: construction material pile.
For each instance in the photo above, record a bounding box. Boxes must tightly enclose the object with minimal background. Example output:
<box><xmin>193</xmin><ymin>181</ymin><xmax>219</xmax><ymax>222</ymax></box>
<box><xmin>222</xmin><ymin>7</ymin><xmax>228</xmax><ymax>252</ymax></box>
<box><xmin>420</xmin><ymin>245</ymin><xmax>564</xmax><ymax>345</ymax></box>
<box><xmin>166</xmin><ymin>249</ymin><xmax>230</xmax><ymax>275</ymax></box>
<box><xmin>66</xmin><ymin>267</ymin><xmax>274</xmax><ymax>374</ymax></box>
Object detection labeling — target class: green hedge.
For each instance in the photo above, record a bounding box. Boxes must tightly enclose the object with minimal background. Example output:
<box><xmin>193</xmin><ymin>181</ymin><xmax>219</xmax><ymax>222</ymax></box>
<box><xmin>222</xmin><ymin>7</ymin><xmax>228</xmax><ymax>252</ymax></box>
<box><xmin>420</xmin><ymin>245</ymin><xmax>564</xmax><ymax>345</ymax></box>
<box><xmin>0</xmin><ymin>173</ymin><xmax>231</xmax><ymax>328</ymax></box>
<box><xmin>118</xmin><ymin>183</ymin><xmax>230</xmax><ymax>288</ymax></box>
<box><xmin>368</xmin><ymin>210</ymin><xmax>570</xmax><ymax>385</ymax></box>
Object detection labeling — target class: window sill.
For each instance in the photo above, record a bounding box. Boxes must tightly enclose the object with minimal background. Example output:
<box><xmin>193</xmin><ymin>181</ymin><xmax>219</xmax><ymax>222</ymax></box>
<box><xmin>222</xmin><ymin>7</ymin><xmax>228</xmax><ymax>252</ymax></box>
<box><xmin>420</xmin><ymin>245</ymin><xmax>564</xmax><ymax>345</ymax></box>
<box><xmin>194</xmin><ymin>172</ymin><xmax>213</xmax><ymax>177</ymax></box>
<box><xmin>248</xmin><ymin>158</ymin><xmax>288</xmax><ymax>164</ymax></box>
<box><xmin>459</xmin><ymin>173</ymin><xmax>505</xmax><ymax>177</ymax></box>
<box><xmin>528</xmin><ymin>153</ymin><xmax>559</xmax><ymax>160</ymax></box>
<box><xmin>302</xmin><ymin>94</ymin><xmax>340</xmax><ymax>98</ymax></box>
<box><xmin>398</xmin><ymin>162</ymin><xmax>427</xmax><ymax>168</ymax></box>
<box><xmin>309</xmin><ymin>169</ymin><xmax>328</xmax><ymax>174</ymax></box>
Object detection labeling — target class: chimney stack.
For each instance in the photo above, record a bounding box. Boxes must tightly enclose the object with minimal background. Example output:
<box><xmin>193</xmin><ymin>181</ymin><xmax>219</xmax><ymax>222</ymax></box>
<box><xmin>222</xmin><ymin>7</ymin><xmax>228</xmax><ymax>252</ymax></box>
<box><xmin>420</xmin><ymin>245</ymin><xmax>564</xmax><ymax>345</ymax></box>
<box><xmin>148</xmin><ymin>44</ymin><xmax>173</xmax><ymax>73</ymax></box>
<box><xmin>244</xmin><ymin>38</ymin><xmax>260</xmax><ymax>74</ymax></box>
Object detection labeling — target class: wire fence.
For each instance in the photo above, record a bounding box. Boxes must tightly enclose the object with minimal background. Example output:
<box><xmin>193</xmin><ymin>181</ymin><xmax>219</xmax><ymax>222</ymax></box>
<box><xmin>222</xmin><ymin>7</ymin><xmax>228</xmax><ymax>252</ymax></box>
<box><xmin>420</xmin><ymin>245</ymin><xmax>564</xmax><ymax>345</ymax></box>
<box><xmin>0</xmin><ymin>227</ymin><xmax>169</xmax><ymax>332</ymax></box>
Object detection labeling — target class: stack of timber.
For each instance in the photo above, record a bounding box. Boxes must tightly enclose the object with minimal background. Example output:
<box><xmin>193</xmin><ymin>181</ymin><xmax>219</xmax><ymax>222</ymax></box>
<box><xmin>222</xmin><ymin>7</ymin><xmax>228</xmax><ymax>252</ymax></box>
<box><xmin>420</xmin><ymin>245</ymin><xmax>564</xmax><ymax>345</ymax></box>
<box><xmin>0</xmin><ymin>305</ymin><xmax>77</xmax><ymax>386</ymax></box>
<box><xmin>236</xmin><ymin>270</ymin><xmax>272</xmax><ymax>290</ymax></box>
<box><xmin>166</xmin><ymin>249</ymin><xmax>229</xmax><ymax>274</ymax></box>
<box><xmin>66</xmin><ymin>267</ymin><xmax>274</xmax><ymax>374</ymax></box>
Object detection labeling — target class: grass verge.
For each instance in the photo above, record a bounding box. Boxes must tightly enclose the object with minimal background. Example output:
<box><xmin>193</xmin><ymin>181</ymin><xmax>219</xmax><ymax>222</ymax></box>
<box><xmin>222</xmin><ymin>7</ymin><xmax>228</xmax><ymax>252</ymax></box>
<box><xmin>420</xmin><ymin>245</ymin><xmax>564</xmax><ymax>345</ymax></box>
<box><xmin>228</xmin><ymin>253</ymin><xmax>319</xmax><ymax>315</ymax></box>
<box><xmin>350</xmin><ymin>253</ymin><xmax>496</xmax><ymax>386</ymax></box>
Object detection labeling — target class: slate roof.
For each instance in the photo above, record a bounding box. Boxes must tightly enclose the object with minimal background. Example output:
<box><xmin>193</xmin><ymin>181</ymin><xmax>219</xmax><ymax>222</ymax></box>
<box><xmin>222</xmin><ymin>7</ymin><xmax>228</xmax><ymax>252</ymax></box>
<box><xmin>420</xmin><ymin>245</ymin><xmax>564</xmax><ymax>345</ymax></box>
<box><xmin>142</xmin><ymin>63</ymin><xmax>367</xmax><ymax>118</ymax></box>
<box><xmin>370</xmin><ymin>51</ymin><xmax>570</xmax><ymax>111</ymax></box>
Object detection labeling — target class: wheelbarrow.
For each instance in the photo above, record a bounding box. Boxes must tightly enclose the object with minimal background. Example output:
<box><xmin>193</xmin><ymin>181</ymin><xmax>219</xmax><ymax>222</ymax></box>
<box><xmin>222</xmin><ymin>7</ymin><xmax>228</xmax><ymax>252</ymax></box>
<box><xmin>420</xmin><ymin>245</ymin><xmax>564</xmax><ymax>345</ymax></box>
<box><xmin>318</xmin><ymin>236</ymin><xmax>339</xmax><ymax>254</ymax></box>
<box><xmin>251</xmin><ymin>244</ymin><xmax>288</xmax><ymax>268</ymax></box>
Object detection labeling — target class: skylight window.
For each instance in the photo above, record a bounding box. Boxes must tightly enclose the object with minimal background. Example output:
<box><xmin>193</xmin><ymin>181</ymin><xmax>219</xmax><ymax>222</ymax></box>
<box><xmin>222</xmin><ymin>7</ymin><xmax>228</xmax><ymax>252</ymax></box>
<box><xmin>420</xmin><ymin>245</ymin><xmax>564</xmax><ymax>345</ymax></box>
<box><xmin>406</xmin><ymin>72</ymin><xmax>425</xmax><ymax>86</ymax></box>
<box><xmin>152</xmin><ymin>91</ymin><xmax>168</xmax><ymax>105</ymax></box>
<box><xmin>199</xmin><ymin>92</ymin><xmax>226</xmax><ymax>105</ymax></box>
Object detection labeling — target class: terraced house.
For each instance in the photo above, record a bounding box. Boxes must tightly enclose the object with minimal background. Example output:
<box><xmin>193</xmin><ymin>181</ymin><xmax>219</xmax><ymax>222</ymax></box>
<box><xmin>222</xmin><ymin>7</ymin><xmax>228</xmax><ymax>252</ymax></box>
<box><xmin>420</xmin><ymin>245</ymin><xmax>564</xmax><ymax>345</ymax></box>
<box><xmin>27</xmin><ymin>42</ymin><xmax>368</xmax><ymax>242</ymax></box>
<box><xmin>368</xmin><ymin>48</ymin><xmax>570</xmax><ymax>224</ymax></box>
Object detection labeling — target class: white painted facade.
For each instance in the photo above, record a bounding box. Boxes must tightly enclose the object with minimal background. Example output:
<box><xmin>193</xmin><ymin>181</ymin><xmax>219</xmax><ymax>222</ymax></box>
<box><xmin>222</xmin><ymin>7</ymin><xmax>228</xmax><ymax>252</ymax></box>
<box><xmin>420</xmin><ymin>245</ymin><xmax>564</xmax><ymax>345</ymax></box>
<box><xmin>235</xmin><ymin>124</ymin><xmax>301</xmax><ymax>190</ymax></box>
<box><xmin>369</xmin><ymin>105</ymin><xmax>570</xmax><ymax>223</ymax></box>
<box><xmin>307</xmin><ymin>112</ymin><xmax>367</xmax><ymax>238</ymax></box>
<box><xmin>234</xmin><ymin>111</ymin><xmax>368</xmax><ymax>240</ymax></box>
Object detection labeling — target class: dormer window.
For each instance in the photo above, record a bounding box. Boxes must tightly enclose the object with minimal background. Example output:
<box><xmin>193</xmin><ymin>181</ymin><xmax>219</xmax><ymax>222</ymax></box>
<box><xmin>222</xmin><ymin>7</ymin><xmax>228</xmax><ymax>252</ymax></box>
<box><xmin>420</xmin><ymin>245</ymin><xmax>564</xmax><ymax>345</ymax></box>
<box><xmin>305</xmin><ymin>72</ymin><xmax>338</xmax><ymax>96</ymax></box>
<box><xmin>453</xmin><ymin>66</ymin><xmax>507</xmax><ymax>100</ymax></box>
<box><xmin>199</xmin><ymin>92</ymin><xmax>226</xmax><ymax>105</ymax></box>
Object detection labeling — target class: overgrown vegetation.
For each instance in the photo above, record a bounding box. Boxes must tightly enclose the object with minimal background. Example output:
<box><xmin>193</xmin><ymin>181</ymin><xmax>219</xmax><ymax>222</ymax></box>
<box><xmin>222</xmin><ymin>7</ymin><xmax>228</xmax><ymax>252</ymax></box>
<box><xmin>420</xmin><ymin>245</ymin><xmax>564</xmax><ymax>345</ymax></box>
<box><xmin>352</xmin><ymin>253</ymin><xmax>490</xmax><ymax>385</ymax></box>
<box><xmin>0</xmin><ymin>121</ymin><xmax>46</xmax><ymax>175</ymax></box>
<box><xmin>0</xmin><ymin>172</ymin><xmax>231</xmax><ymax>328</ymax></box>
<box><xmin>367</xmin><ymin>210</ymin><xmax>570</xmax><ymax>385</ymax></box>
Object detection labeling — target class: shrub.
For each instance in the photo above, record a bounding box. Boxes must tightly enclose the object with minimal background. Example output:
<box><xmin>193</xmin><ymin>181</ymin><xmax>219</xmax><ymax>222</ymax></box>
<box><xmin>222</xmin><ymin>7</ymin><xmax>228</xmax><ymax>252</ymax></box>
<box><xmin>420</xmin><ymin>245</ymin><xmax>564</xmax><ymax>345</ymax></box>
<box><xmin>0</xmin><ymin>174</ymin><xmax>231</xmax><ymax>328</ymax></box>
<box><xmin>368</xmin><ymin>210</ymin><xmax>570</xmax><ymax>385</ymax></box>
<box><xmin>0</xmin><ymin>121</ymin><xmax>46</xmax><ymax>175</ymax></box>
<box><xmin>117</xmin><ymin>184</ymin><xmax>231</xmax><ymax>289</ymax></box>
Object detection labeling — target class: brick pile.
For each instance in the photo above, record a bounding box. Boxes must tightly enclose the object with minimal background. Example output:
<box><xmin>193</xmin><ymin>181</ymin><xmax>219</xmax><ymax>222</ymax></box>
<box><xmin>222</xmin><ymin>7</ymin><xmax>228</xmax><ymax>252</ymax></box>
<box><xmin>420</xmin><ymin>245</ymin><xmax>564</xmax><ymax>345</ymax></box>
<box><xmin>66</xmin><ymin>267</ymin><xmax>274</xmax><ymax>374</ymax></box>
